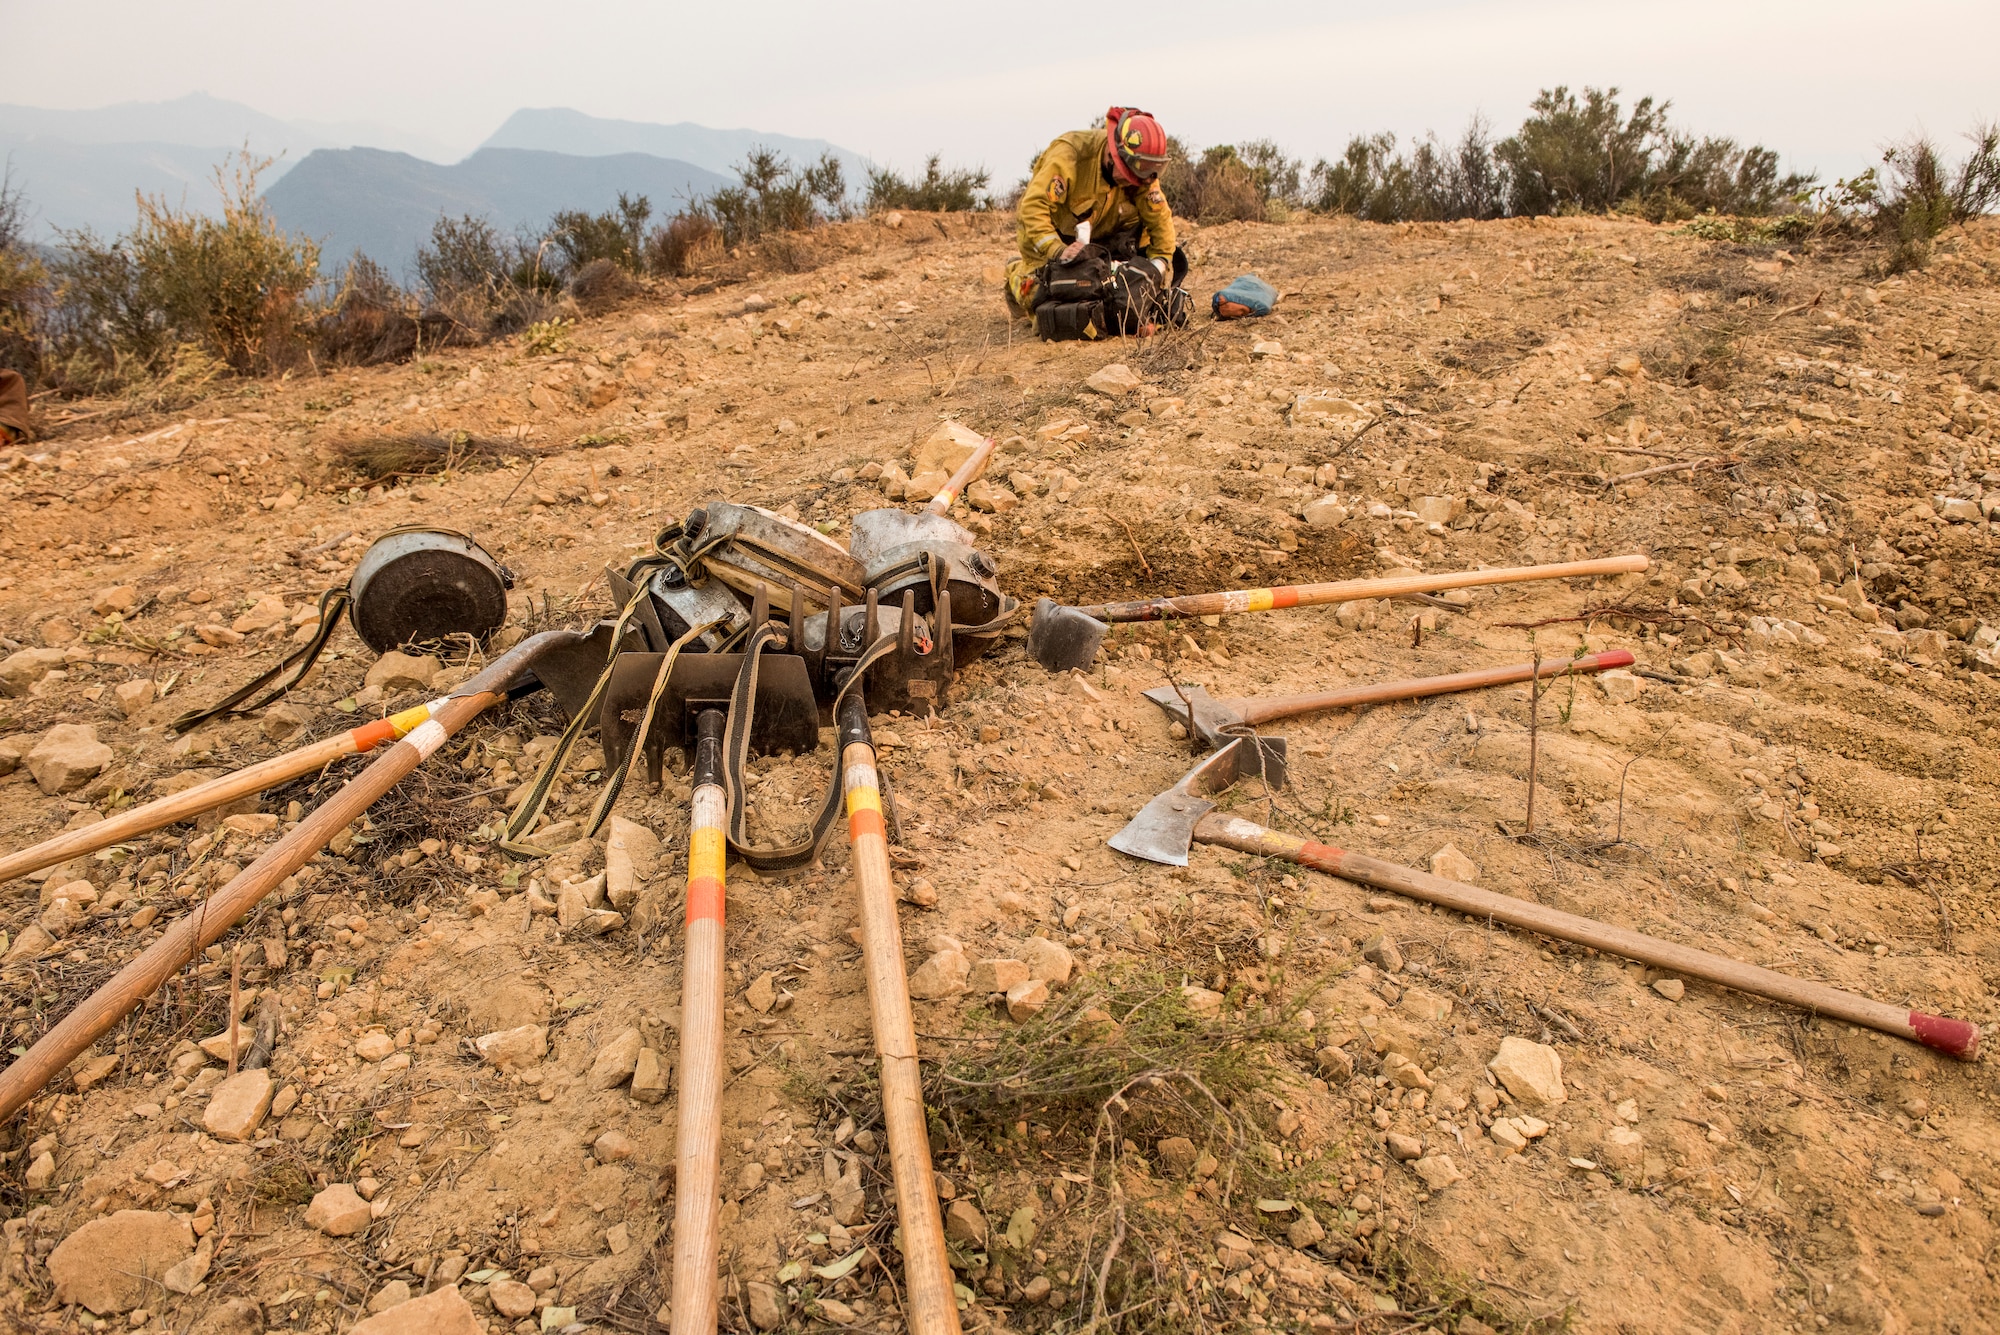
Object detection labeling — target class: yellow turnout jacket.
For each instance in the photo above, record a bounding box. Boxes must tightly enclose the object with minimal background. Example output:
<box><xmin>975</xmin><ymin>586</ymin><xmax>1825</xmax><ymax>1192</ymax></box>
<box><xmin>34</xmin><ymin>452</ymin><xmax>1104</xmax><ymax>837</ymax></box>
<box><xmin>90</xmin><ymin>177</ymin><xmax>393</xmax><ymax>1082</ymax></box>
<box><xmin>1015</xmin><ymin>127</ymin><xmax>1176</xmax><ymax>266</ymax></box>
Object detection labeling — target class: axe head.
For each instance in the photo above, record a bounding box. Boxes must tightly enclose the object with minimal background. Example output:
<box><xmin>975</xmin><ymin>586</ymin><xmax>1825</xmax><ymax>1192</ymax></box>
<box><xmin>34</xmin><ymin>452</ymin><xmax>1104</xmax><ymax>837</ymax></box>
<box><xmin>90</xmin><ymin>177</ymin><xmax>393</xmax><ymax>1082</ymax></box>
<box><xmin>1109</xmin><ymin>737</ymin><xmax>1270</xmax><ymax>866</ymax></box>
<box><xmin>1027</xmin><ymin>598</ymin><xmax>1108</xmax><ymax>672</ymax></box>
<box><xmin>1139</xmin><ymin>684</ymin><xmax>1288</xmax><ymax>784</ymax></box>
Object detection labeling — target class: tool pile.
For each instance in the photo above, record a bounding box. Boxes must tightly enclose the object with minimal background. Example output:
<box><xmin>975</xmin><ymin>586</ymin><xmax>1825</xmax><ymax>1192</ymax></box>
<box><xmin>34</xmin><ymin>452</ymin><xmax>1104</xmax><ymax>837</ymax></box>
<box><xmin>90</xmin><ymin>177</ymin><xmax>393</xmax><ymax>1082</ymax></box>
<box><xmin>0</xmin><ymin>425</ymin><xmax>1980</xmax><ymax>1331</ymax></box>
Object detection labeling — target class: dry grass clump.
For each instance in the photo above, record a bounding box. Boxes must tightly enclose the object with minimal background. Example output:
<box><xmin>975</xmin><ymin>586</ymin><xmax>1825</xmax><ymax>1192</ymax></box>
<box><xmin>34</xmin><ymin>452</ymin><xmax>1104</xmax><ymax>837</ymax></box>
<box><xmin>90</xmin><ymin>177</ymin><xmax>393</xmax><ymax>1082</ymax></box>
<box><xmin>326</xmin><ymin>430</ymin><xmax>526</xmax><ymax>483</ymax></box>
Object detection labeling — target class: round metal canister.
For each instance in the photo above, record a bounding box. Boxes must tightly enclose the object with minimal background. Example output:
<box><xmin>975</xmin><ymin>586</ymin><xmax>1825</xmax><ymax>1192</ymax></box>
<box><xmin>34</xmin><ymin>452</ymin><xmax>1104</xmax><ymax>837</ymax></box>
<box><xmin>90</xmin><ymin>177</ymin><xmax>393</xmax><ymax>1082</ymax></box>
<box><xmin>348</xmin><ymin>527</ymin><xmax>513</xmax><ymax>654</ymax></box>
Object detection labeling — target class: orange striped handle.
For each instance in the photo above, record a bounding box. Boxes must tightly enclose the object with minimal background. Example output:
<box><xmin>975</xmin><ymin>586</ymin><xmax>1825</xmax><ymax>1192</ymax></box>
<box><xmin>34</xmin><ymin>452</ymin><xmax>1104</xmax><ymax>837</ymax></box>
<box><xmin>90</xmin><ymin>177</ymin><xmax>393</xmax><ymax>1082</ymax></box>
<box><xmin>1192</xmin><ymin>814</ymin><xmax>1979</xmax><ymax>1060</ymax></box>
<box><xmin>686</xmin><ymin>784</ymin><xmax>727</xmax><ymax>925</ymax></box>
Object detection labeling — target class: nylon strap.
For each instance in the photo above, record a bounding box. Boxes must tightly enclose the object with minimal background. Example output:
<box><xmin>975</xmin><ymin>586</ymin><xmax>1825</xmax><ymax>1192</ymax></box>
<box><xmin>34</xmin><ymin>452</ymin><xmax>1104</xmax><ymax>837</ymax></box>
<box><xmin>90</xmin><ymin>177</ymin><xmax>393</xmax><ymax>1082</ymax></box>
<box><xmin>581</xmin><ymin>615</ymin><xmax>720</xmax><ymax>838</ymax></box>
<box><xmin>499</xmin><ymin>573</ymin><xmax>662</xmax><ymax>857</ymax></box>
<box><xmin>722</xmin><ymin>623</ymin><xmax>901</xmax><ymax>871</ymax></box>
<box><xmin>168</xmin><ymin>586</ymin><xmax>352</xmax><ymax>735</ymax></box>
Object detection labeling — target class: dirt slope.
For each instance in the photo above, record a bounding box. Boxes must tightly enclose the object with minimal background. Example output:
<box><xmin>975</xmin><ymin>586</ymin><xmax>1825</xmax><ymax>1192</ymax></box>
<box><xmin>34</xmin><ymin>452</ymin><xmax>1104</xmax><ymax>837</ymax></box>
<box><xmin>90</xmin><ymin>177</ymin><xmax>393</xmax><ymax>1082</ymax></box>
<box><xmin>1</xmin><ymin>209</ymin><xmax>1998</xmax><ymax>1335</ymax></box>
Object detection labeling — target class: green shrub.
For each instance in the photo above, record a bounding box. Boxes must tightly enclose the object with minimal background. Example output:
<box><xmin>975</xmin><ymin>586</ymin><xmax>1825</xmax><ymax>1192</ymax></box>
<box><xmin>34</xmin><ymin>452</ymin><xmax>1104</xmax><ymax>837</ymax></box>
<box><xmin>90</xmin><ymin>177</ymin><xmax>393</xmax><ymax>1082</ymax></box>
<box><xmin>703</xmin><ymin>148</ymin><xmax>848</xmax><ymax>247</ymax></box>
<box><xmin>1498</xmin><ymin>86</ymin><xmax>1668</xmax><ymax>214</ymax></box>
<box><xmin>1304</xmin><ymin>88</ymin><xmax>1806</xmax><ymax>226</ymax></box>
<box><xmin>413</xmin><ymin>213</ymin><xmax>560</xmax><ymax>337</ymax></box>
<box><xmin>1875</xmin><ymin>124</ymin><xmax>2000</xmax><ymax>270</ymax></box>
<box><xmin>316</xmin><ymin>253</ymin><xmax>431</xmax><ymax>366</ymax></box>
<box><xmin>0</xmin><ymin>167</ymin><xmax>46</xmax><ymax>382</ymax></box>
<box><xmin>46</xmin><ymin>153</ymin><xmax>318</xmax><ymax>386</ymax></box>
<box><xmin>547</xmin><ymin>192</ymin><xmax>651</xmax><ymax>274</ymax></box>
<box><xmin>865</xmin><ymin>155</ymin><xmax>991</xmax><ymax>212</ymax></box>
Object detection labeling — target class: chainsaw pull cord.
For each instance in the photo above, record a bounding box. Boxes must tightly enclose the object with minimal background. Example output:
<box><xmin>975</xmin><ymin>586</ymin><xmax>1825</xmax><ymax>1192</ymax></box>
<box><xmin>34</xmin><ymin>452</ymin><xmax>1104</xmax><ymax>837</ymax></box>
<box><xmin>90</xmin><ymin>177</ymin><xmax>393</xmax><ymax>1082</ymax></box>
<box><xmin>722</xmin><ymin>622</ymin><xmax>902</xmax><ymax>871</ymax></box>
<box><xmin>499</xmin><ymin>570</ymin><xmax>663</xmax><ymax>857</ymax></box>
<box><xmin>167</xmin><ymin>586</ymin><xmax>353</xmax><ymax>735</ymax></box>
<box><xmin>579</xmin><ymin>614</ymin><xmax>722</xmax><ymax>839</ymax></box>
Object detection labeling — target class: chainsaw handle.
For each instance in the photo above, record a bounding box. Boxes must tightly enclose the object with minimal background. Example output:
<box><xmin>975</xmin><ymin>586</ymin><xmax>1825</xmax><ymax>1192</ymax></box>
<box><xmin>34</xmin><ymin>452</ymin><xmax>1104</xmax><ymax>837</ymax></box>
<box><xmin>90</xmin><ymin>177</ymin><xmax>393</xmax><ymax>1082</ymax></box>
<box><xmin>925</xmin><ymin>434</ymin><xmax>999</xmax><ymax>515</ymax></box>
<box><xmin>1232</xmin><ymin>650</ymin><xmax>1636</xmax><ymax>726</ymax></box>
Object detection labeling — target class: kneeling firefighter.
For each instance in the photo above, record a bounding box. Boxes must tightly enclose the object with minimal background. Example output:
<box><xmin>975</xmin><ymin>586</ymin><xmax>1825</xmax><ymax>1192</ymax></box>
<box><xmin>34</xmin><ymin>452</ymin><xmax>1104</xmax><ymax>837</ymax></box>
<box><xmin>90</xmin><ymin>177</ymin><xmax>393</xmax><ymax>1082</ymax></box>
<box><xmin>1005</xmin><ymin>106</ymin><xmax>1191</xmax><ymax>340</ymax></box>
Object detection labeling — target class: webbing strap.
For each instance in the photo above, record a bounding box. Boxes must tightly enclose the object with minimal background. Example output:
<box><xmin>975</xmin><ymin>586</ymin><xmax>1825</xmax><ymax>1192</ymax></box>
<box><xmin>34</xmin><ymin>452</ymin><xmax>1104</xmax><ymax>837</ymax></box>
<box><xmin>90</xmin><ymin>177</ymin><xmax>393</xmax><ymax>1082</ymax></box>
<box><xmin>168</xmin><ymin>586</ymin><xmax>352</xmax><ymax>735</ymax></box>
<box><xmin>580</xmin><ymin>616</ymin><xmax>720</xmax><ymax>838</ymax></box>
<box><xmin>722</xmin><ymin>623</ymin><xmax>900</xmax><ymax>871</ymax></box>
<box><xmin>499</xmin><ymin>575</ymin><xmax>662</xmax><ymax>857</ymax></box>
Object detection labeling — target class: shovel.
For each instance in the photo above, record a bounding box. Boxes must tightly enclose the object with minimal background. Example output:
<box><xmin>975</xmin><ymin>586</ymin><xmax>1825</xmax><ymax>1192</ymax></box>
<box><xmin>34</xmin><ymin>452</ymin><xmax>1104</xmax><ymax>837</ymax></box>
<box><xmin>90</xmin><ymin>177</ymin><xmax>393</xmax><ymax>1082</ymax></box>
<box><xmin>670</xmin><ymin>707</ymin><xmax>731</xmax><ymax>1335</ymax></box>
<box><xmin>1110</xmin><ymin>739</ymin><xmax>1979</xmax><ymax>1060</ymax></box>
<box><xmin>832</xmin><ymin>689</ymin><xmax>963</xmax><ymax>1335</ymax></box>
<box><xmin>1026</xmin><ymin>553</ymin><xmax>1650</xmax><ymax>672</ymax></box>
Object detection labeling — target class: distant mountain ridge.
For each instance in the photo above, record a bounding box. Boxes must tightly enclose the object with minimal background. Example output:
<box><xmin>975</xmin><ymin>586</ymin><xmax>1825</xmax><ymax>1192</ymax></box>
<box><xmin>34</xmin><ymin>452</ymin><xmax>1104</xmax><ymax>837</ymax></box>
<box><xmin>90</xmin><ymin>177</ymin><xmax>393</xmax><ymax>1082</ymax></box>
<box><xmin>263</xmin><ymin>146</ymin><xmax>730</xmax><ymax>276</ymax></box>
<box><xmin>1</xmin><ymin>98</ymin><xmax>871</xmax><ymax>274</ymax></box>
<box><xmin>0</xmin><ymin>93</ymin><xmax>457</xmax><ymax>238</ymax></box>
<box><xmin>482</xmin><ymin>107</ymin><xmax>870</xmax><ymax>184</ymax></box>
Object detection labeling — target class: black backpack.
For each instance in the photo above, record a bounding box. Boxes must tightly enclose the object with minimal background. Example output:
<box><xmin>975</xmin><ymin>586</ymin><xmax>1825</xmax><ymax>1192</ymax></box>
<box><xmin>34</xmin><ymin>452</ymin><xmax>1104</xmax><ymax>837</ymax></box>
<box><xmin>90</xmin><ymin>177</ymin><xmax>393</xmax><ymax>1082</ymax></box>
<box><xmin>1033</xmin><ymin>235</ymin><xmax>1190</xmax><ymax>341</ymax></box>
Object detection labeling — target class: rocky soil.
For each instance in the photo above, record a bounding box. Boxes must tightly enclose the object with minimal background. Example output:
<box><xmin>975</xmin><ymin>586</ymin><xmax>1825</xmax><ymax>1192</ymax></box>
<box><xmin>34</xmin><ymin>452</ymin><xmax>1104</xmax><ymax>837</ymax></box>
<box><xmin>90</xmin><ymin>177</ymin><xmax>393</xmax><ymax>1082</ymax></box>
<box><xmin>1</xmin><ymin>208</ymin><xmax>1998</xmax><ymax>1335</ymax></box>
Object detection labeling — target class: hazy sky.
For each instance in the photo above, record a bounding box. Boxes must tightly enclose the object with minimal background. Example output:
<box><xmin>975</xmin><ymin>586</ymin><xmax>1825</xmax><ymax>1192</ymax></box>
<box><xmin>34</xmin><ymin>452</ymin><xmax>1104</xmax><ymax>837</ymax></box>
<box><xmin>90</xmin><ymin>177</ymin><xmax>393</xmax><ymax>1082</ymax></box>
<box><xmin>11</xmin><ymin>0</ymin><xmax>1997</xmax><ymax>182</ymax></box>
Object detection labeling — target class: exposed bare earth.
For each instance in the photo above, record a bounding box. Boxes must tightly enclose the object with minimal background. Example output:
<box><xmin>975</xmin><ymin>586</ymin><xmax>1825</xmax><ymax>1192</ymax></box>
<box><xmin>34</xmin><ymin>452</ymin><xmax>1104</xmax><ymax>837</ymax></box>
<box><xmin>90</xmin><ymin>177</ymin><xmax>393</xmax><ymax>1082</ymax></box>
<box><xmin>2</xmin><ymin>210</ymin><xmax>1999</xmax><ymax>1335</ymax></box>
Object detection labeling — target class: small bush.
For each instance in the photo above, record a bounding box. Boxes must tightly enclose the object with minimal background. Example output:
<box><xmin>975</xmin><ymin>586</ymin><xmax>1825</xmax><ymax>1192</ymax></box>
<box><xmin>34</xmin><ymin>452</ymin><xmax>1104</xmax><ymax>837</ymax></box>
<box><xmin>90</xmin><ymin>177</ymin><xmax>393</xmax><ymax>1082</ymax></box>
<box><xmin>46</xmin><ymin>152</ymin><xmax>318</xmax><ymax>387</ymax></box>
<box><xmin>1875</xmin><ymin>124</ymin><xmax>2000</xmax><ymax>271</ymax></box>
<box><xmin>644</xmin><ymin>212</ymin><xmax>719</xmax><ymax>278</ymax></box>
<box><xmin>1159</xmin><ymin>140</ymin><xmax>1287</xmax><ymax>223</ymax></box>
<box><xmin>703</xmin><ymin>148</ymin><xmax>848</xmax><ymax>247</ymax></box>
<box><xmin>0</xmin><ymin>167</ymin><xmax>45</xmax><ymax>383</ymax></box>
<box><xmin>1304</xmin><ymin>88</ymin><xmax>1807</xmax><ymax>227</ymax></box>
<box><xmin>548</xmin><ymin>192</ymin><xmax>651</xmax><ymax>275</ymax></box>
<box><xmin>316</xmin><ymin>253</ymin><xmax>431</xmax><ymax>365</ymax></box>
<box><xmin>566</xmin><ymin>257</ymin><xmax>635</xmax><ymax>312</ymax></box>
<box><xmin>865</xmin><ymin>156</ymin><xmax>991</xmax><ymax>212</ymax></box>
<box><xmin>414</xmin><ymin>213</ymin><xmax>561</xmax><ymax>337</ymax></box>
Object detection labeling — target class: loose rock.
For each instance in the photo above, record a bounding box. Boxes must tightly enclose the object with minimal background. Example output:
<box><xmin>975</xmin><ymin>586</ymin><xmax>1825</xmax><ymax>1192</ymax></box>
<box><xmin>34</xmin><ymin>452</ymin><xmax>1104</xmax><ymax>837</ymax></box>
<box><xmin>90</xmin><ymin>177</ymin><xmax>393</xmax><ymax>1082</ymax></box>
<box><xmin>747</xmin><ymin>1281</ymin><xmax>785</xmax><ymax>1330</ymax></box>
<box><xmin>1488</xmin><ymin>1036</ymin><xmax>1567</xmax><ymax>1106</ymax></box>
<box><xmin>26</xmin><ymin>724</ymin><xmax>113</xmax><ymax>795</ymax></box>
<box><xmin>349</xmin><ymin>1284</ymin><xmax>482</xmax><ymax>1335</ymax></box>
<box><xmin>488</xmin><ymin>1279</ymin><xmax>536</xmax><ymax>1318</ymax></box>
<box><xmin>305</xmin><ymin>1183</ymin><xmax>373</xmax><ymax>1236</ymax></box>
<box><xmin>364</xmin><ymin>652</ymin><xmax>441</xmax><ymax>693</ymax></box>
<box><xmin>201</xmin><ymin>1069</ymin><xmax>274</xmax><ymax>1142</ymax></box>
<box><xmin>1085</xmin><ymin>363</ymin><xmax>1142</xmax><ymax>396</ymax></box>
<box><xmin>48</xmin><ymin>1210</ymin><xmax>193</xmax><ymax>1314</ymax></box>
<box><xmin>473</xmin><ymin>1024</ymin><xmax>547</xmax><ymax>1070</ymax></box>
<box><xmin>1022</xmin><ymin>936</ymin><xmax>1074</xmax><ymax>987</ymax></box>
<box><xmin>907</xmin><ymin>947</ymin><xmax>969</xmax><ymax>999</ymax></box>
<box><xmin>631</xmin><ymin>1048</ymin><xmax>669</xmax><ymax>1104</ymax></box>
<box><xmin>588</xmin><ymin>1027</ymin><xmax>644</xmax><ymax>1090</ymax></box>
<box><xmin>971</xmin><ymin>957</ymin><xmax>1030</xmax><ymax>993</ymax></box>
<box><xmin>1428</xmin><ymin>843</ymin><xmax>1480</xmax><ymax>883</ymax></box>
<box><xmin>1006</xmin><ymin>978</ymin><xmax>1050</xmax><ymax>1020</ymax></box>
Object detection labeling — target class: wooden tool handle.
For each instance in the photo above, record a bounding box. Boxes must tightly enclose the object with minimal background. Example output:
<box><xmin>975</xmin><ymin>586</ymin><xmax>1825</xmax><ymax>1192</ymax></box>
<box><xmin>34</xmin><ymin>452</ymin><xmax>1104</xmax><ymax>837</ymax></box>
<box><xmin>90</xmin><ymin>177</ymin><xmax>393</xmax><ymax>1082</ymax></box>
<box><xmin>1234</xmin><ymin>650</ymin><xmax>1636</xmax><ymax>726</ymax></box>
<box><xmin>0</xmin><ymin>689</ymin><xmax>497</xmax><ymax>1121</ymax></box>
<box><xmin>926</xmin><ymin>435</ymin><xmax>999</xmax><ymax>515</ymax></box>
<box><xmin>0</xmin><ymin>696</ymin><xmax>454</xmax><ymax>886</ymax></box>
<box><xmin>672</xmin><ymin>709</ymin><xmax>729</xmax><ymax>1335</ymax></box>
<box><xmin>838</xmin><ymin>698</ymin><xmax>962</xmax><ymax>1335</ymax></box>
<box><xmin>1193</xmin><ymin>814</ymin><xmax>1979</xmax><ymax>1060</ymax></box>
<box><xmin>1080</xmin><ymin>554</ymin><xmax>1650</xmax><ymax>623</ymax></box>
<box><xmin>0</xmin><ymin>629</ymin><xmax>574</xmax><ymax>1123</ymax></box>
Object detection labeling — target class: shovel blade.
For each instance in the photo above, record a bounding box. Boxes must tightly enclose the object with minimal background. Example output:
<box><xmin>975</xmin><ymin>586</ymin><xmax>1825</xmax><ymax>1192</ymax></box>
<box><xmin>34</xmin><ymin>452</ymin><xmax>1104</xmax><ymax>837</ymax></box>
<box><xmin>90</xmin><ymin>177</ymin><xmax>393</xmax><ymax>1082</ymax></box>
<box><xmin>1027</xmin><ymin>599</ymin><xmax>1108</xmax><ymax>672</ymax></box>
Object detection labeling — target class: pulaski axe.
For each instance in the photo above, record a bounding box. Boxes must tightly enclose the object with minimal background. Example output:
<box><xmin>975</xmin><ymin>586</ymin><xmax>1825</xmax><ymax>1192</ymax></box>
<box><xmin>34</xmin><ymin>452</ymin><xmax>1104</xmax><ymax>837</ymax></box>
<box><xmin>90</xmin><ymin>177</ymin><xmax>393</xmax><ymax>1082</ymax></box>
<box><xmin>1109</xmin><ymin>739</ymin><xmax>1979</xmax><ymax>1060</ymax></box>
<box><xmin>1137</xmin><ymin>650</ymin><xmax>1635</xmax><ymax>773</ymax></box>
